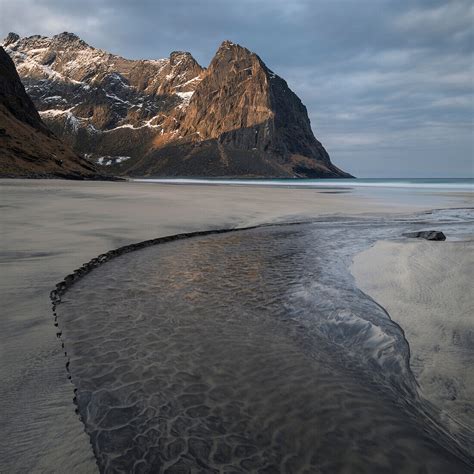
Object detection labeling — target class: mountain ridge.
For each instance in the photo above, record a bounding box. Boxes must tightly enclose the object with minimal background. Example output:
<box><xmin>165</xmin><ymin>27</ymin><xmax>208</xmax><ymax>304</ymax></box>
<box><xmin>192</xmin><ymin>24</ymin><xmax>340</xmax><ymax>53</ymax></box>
<box><xmin>0</xmin><ymin>44</ymin><xmax>110</xmax><ymax>179</ymax></box>
<box><xmin>2</xmin><ymin>32</ymin><xmax>352</xmax><ymax>178</ymax></box>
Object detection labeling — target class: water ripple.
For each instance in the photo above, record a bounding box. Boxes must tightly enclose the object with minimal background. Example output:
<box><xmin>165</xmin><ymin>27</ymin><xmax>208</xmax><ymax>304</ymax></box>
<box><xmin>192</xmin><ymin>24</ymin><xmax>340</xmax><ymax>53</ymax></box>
<box><xmin>53</xmin><ymin>210</ymin><xmax>474</xmax><ymax>473</ymax></box>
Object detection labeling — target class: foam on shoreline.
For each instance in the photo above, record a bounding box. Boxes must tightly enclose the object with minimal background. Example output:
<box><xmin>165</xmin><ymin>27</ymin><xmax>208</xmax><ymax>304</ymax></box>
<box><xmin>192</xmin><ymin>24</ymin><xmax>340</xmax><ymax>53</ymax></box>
<box><xmin>134</xmin><ymin>178</ymin><xmax>474</xmax><ymax>190</ymax></box>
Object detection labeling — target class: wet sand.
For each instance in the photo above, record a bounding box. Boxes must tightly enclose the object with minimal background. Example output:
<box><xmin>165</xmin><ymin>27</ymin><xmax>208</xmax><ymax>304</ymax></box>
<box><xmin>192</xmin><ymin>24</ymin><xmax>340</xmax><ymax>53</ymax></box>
<box><xmin>54</xmin><ymin>214</ymin><xmax>473</xmax><ymax>472</ymax></box>
<box><xmin>352</xmin><ymin>238</ymin><xmax>474</xmax><ymax>447</ymax></box>
<box><xmin>0</xmin><ymin>178</ymin><xmax>472</xmax><ymax>472</ymax></box>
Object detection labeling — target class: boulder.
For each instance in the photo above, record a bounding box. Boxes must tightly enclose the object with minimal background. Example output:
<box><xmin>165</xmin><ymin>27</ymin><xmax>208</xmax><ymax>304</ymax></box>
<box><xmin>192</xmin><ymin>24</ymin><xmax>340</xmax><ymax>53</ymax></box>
<box><xmin>403</xmin><ymin>231</ymin><xmax>446</xmax><ymax>241</ymax></box>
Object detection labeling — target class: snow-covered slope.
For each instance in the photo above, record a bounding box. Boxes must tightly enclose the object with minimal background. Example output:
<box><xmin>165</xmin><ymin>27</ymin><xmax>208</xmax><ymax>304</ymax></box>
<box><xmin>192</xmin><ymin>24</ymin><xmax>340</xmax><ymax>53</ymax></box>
<box><xmin>0</xmin><ymin>44</ymin><xmax>108</xmax><ymax>179</ymax></box>
<box><xmin>2</xmin><ymin>32</ymin><xmax>203</xmax><ymax>163</ymax></box>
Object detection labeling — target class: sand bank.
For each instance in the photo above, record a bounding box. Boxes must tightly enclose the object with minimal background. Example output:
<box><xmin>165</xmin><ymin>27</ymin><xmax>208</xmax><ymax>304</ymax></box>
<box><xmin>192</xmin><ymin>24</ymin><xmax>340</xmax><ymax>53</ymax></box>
<box><xmin>352</xmin><ymin>238</ymin><xmax>474</xmax><ymax>446</ymax></box>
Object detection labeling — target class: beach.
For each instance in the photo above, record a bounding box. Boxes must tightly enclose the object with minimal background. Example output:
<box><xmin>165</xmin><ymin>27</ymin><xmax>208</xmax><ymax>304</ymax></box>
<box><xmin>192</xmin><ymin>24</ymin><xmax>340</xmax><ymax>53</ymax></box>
<box><xmin>0</xmin><ymin>178</ymin><xmax>472</xmax><ymax>472</ymax></box>
<box><xmin>352</xmin><ymin>238</ymin><xmax>474</xmax><ymax>445</ymax></box>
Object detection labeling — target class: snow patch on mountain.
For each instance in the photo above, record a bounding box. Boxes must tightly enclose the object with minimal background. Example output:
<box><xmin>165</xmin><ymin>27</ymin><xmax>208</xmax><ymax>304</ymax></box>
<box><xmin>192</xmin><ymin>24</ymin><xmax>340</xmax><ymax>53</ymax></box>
<box><xmin>97</xmin><ymin>156</ymin><xmax>131</xmax><ymax>166</ymax></box>
<box><xmin>176</xmin><ymin>91</ymin><xmax>194</xmax><ymax>109</ymax></box>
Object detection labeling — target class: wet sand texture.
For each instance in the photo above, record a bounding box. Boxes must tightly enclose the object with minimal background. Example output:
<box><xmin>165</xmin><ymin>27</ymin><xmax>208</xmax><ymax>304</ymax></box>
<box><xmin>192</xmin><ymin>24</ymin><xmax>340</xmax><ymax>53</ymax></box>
<box><xmin>55</xmin><ymin>212</ymin><xmax>474</xmax><ymax>473</ymax></box>
<box><xmin>352</xmin><ymin>238</ymin><xmax>474</xmax><ymax>445</ymax></box>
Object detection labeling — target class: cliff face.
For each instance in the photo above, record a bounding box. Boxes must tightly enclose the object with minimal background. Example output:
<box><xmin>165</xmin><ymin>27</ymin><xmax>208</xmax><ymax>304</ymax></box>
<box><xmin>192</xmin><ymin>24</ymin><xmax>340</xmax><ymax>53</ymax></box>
<box><xmin>0</xmin><ymin>45</ymin><xmax>106</xmax><ymax>178</ymax></box>
<box><xmin>3</xmin><ymin>33</ymin><xmax>352</xmax><ymax>178</ymax></box>
<box><xmin>173</xmin><ymin>41</ymin><xmax>344</xmax><ymax>178</ymax></box>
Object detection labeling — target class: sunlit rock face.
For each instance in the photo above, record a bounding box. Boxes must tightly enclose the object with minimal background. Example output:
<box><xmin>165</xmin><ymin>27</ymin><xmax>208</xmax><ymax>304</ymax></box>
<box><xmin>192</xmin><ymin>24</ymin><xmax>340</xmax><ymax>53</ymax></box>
<box><xmin>3</xmin><ymin>33</ymin><xmax>351</xmax><ymax>178</ymax></box>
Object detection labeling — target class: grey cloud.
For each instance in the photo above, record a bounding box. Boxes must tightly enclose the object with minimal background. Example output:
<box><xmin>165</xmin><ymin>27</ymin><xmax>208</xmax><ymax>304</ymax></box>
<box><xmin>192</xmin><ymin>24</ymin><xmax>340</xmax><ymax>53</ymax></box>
<box><xmin>394</xmin><ymin>1</ymin><xmax>473</xmax><ymax>37</ymax></box>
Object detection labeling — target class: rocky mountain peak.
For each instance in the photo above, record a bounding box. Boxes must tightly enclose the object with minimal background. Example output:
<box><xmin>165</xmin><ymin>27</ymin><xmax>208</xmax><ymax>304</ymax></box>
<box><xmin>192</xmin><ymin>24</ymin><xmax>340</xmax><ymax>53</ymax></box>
<box><xmin>213</xmin><ymin>40</ymin><xmax>255</xmax><ymax>63</ymax></box>
<box><xmin>169</xmin><ymin>51</ymin><xmax>195</xmax><ymax>65</ymax></box>
<box><xmin>53</xmin><ymin>31</ymin><xmax>83</xmax><ymax>43</ymax></box>
<box><xmin>218</xmin><ymin>40</ymin><xmax>239</xmax><ymax>50</ymax></box>
<box><xmin>180</xmin><ymin>40</ymin><xmax>272</xmax><ymax>141</ymax></box>
<box><xmin>166</xmin><ymin>51</ymin><xmax>203</xmax><ymax>85</ymax></box>
<box><xmin>3</xmin><ymin>34</ymin><xmax>351</xmax><ymax>178</ymax></box>
<box><xmin>208</xmin><ymin>40</ymin><xmax>269</xmax><ymax>85</ymax></box>
<box><xmin>3</xmin><ymin>32</ymin><xmax>19</xmax><ymax>47</ymax></box>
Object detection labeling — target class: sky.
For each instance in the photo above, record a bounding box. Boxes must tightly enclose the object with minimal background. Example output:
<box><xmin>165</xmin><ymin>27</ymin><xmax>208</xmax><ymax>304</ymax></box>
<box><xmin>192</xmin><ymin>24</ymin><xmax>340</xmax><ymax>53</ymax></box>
<box><xmin>1</xmin><ymin>0</ymin><xmax>473</xmax><ymax>177</ymax></box>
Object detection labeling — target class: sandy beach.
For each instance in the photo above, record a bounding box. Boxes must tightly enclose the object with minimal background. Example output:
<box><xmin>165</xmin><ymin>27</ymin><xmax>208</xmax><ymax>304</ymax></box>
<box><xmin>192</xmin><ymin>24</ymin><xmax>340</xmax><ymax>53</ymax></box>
<box><xmin>0</xmin><ymin>178</ymin><xmax>472</xmax><ymax>472</ymax></box>
<box><xmin>352</xmin><ymin>238</ymin><xmax>474</xmax><ymax>447</ymax></box>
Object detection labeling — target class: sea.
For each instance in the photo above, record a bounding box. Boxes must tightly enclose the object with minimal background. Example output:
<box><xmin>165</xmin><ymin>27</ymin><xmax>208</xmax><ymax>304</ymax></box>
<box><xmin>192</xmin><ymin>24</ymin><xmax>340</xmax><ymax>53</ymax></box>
<box><xmin>134</xmin><ymin>177</ymin><xmax>474</xmax><ymax>190</ymax></box>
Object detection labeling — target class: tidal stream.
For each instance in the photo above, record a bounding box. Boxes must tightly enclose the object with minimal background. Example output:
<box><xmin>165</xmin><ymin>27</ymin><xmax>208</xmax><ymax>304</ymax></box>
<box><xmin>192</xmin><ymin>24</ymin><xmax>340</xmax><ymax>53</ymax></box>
<box><xmin>54</xmin><ymin>209</ymin><xmax>474</xmax><ymax>473</ymax></box>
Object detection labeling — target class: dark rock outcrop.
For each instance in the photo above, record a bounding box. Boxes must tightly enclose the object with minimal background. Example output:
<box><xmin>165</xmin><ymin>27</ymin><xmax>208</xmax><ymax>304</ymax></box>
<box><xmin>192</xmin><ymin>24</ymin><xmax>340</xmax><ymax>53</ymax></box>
<box><xmin>3</xmin><ymin>32</ymin><xmax>19</xmax><ymax>47</ymax></box>
<box><xmin>3</xmin><ymin>33</ymin><xmax>352</xmax><ymax>178</ymax></box>
<box><xmin>403</xmin><ymin>231</ymin><xmax>446</xmax><ymax>241</ymax></box>
<box><xmin>0</xmin><ymin>46</ymin><xmax>109</xmax><ymax>179</ymax></box>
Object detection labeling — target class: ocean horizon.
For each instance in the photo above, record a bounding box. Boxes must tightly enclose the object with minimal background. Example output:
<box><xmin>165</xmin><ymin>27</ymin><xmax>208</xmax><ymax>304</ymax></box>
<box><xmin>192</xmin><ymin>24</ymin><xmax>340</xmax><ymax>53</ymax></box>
<box><xmin>134</xmin><ymin>177</ymin><xmax>474</xmax><ymax>190</ymax></box>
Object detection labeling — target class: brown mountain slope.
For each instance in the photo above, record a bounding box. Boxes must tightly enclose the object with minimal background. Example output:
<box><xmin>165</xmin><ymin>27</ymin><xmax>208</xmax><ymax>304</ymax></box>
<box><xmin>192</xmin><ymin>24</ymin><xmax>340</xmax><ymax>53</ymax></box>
<box><xmin>0</xmin><ymin>45</ymin><xmax>107</xmax><ymax>179</ymax></box>
<box><xmin>4</xmin><ymin>33</ymin><xmax>352</xmax><ymax>178</ymax></box>
<box><xmin>129</xmin><ymin>41</ymin><xmax>350</xmax><ymax>178</ymax></box>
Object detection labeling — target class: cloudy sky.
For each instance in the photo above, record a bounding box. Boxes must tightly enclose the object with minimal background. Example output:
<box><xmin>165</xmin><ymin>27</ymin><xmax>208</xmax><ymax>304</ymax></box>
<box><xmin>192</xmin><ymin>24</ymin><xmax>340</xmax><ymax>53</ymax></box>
<box><xmin>1</xmin><ymin>0</ymin><xmax>473</xmax><ymax>177</ymax></box>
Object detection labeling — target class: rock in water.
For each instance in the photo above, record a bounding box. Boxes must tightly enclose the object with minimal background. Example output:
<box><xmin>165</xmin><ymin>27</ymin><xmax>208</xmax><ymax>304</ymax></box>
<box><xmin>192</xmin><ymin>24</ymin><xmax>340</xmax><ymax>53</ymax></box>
<box><xmin>0</xmin><ymin>45</ymin><xmax>107</xmax><ymax>179</ymax></box>
<box><xmin>2</xmin><ymin>33</ymin><xmax>352</xmax><ymax>178</ymax></box>
<box><xmin>404</xmin><ymin>231</ymin><xmax>446</xmax><ymax>241</ymax></box>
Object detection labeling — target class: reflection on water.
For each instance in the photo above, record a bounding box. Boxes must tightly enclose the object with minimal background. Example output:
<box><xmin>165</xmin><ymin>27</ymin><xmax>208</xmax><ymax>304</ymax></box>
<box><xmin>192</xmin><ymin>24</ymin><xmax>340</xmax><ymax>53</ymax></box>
<box><xmin>56</xmin><ymin>210</ymin><xmax>474</xmax><ymax>473</ymax></box>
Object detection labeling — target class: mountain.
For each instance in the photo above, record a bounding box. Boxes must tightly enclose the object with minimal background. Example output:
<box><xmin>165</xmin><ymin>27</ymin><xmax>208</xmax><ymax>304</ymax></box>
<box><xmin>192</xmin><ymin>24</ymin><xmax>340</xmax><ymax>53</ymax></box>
<box><xmin>0</xmin><ymin>43</ymin><xmax>107</xmax><ymax>179</ymax></box>
<box><xmin>2</xmin><ymin>32</ymin><xmax>352</xmax><ymax>178</ymax></box>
